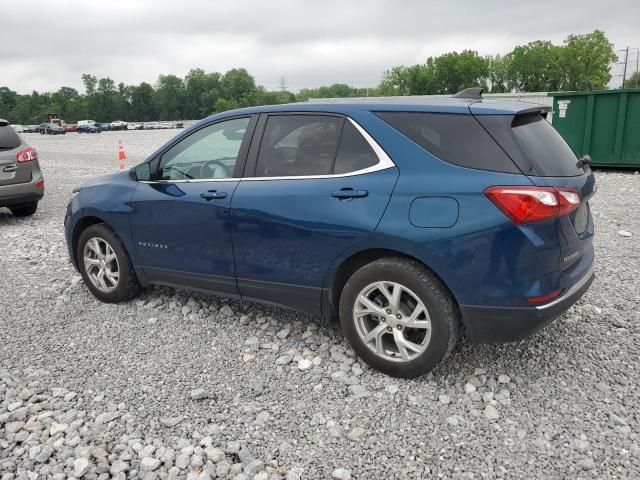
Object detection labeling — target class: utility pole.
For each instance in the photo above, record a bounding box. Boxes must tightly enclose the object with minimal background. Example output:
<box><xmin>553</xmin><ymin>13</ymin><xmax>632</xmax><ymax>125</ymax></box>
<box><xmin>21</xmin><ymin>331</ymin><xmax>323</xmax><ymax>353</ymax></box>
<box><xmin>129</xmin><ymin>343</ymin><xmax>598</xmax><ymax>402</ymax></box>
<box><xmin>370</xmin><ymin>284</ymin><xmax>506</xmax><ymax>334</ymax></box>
<box><xmin>622</xmin><ymin>47</ymin><xmax>629</xmax><ymax>88</ymax></box>
<box><xmin>279</xmin><ymin>76</ymin><xmax>287</xmax><ymax>93</ymax></box>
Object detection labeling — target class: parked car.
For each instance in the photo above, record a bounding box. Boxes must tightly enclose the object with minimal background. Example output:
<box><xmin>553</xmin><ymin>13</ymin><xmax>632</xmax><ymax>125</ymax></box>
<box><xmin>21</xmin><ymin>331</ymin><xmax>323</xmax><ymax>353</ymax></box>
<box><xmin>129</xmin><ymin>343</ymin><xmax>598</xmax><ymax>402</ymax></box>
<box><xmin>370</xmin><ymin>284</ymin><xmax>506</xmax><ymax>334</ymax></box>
<box><xmin>38</xmin><ymin>123</ymin><xmax>66</xmax><ymax>135</ymax></box>
<box><xmin>22</xmin><ymin>125</ymin><xmax>39</xmax><ymax>133</ymax></box>
<box><xmin>96</xmin><ymin>123</ymin><xmax>112</xmax><ymax>132</ymax></box>
<box><xmin>78</xmin><ymin>120</ymin><xmax>97</xmax><ymax>128</ymax></box>
<box><xmin>77</xmin><ymin>124</ymin><xmax>100</xmax><ymax>134</ymax></box>
<box><xmin>0</xmin><ymin>118</ymin><xmax>44</xmax><ymax>216</ymax></box>
<box><xmin>111</xmin><ymin>120</ymin><xmax>128</xmax><ymax>130</ymax></box>
<box><xmin>66</xmin><ymin>124</ymin><xmax>79</xmax><ymax>133</ymax></box>
<box><xmin>131</xmin><ymin>123</ymin><xmax>144</xmax><ymax>130</ymax></box>
<box><xmin>145</xmin><ymin>122</ymin><xmax>160</xmax><ymax>130</ymax></box>
<box><xmin>11</xmin><ymin>125</ymin><xmax>24</xmax><ymax>133</ymax></box>
<box><xmin>65</xmin><ymin>91</ymin><xmax>595</xmax><ymax>378</ymax></box>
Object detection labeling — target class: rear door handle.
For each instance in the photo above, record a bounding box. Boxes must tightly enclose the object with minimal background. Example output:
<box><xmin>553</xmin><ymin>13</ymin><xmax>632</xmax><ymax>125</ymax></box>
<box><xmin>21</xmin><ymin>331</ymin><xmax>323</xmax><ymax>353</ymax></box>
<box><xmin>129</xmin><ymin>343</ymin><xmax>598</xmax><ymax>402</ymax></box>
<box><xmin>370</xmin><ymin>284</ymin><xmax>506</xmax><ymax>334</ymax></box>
<box><xmin>2</xmin><ymin>165</ymin><xmax>17</xmax><ymax>173</ymax></box>
<box><xmin>332</xmin><ymin>188</ymin><xmax>369</xmax><ymax>199</ymax></box>
<box><xmin>200</xmin><ymin>190</ymin><xmax>227</xmax><ymax>200</ymax></box>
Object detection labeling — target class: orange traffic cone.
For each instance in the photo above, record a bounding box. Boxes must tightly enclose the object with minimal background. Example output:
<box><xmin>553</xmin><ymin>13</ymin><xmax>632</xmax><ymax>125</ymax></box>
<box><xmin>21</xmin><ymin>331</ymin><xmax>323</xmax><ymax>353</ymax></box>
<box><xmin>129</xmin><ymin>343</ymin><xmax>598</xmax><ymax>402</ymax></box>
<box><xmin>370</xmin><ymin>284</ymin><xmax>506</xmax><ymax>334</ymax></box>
<box><xmin>117</xmin><ymin>140</ymin><xmax>127</xmax><ymax>171</ymax></box>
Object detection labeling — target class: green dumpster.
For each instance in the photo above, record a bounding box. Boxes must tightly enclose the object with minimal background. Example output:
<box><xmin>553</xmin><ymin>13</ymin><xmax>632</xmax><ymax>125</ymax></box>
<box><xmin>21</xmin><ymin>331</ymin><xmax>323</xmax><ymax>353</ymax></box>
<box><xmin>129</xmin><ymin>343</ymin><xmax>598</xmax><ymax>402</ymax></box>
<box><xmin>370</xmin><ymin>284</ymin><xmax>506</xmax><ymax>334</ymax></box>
<box><xmin>548</xmin><ymin>89</ymin><xmax>640</xmax><ymax>168</ymax></box>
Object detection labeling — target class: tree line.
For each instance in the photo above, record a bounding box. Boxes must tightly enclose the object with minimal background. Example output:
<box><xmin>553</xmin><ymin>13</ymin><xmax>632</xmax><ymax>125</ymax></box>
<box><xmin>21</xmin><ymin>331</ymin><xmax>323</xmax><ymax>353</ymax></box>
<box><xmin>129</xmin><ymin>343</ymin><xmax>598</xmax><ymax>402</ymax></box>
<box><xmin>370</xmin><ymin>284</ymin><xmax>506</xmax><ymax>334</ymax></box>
<box><xmin>0</xmin><ymin>30</ymin><xmax>629</xmax><ymax>125</ymax></box>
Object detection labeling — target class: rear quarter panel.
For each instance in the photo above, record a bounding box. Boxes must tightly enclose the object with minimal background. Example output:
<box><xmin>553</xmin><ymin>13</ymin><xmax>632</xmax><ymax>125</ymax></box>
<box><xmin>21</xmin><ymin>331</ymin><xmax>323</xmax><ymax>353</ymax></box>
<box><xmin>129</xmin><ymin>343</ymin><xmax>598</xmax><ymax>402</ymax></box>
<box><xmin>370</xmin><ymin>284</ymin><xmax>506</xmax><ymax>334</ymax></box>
<box><xmin>330</xmin><ymin>112</ymin><xmax>567</xmax><ymax>308</ymax></box>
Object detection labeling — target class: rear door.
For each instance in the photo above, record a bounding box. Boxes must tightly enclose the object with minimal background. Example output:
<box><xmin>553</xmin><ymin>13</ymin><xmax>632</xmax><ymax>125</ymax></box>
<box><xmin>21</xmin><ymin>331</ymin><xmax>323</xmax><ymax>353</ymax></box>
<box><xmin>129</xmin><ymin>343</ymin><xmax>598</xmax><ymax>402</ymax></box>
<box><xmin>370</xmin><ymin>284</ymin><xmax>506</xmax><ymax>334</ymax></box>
<box><xmin>0</xmin><ymin>123</ymin><xmax>30</xmax><ymax>186</ymax></box>
<box><xmin>230</xmin><ymin>113</ymin><xmax>399</xmax><ymax>314</ymax></box>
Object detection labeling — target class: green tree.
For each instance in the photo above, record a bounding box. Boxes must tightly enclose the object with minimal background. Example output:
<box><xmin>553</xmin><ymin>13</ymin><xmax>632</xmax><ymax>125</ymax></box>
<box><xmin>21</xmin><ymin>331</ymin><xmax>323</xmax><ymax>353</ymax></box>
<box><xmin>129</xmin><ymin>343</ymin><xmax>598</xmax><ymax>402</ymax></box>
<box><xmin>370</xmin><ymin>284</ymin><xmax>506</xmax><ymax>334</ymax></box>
<box><xmin>432</xmin><ymin>50</ymin><xmax>488</xmax><ymax>93</ymax></box>
<box><xmin>624</xmin><ymin>71</ymin><xmax>640</xmax><ymax>88</ymax></box>
<box><xmin>127</xmin><ymin>82</ymin><xmax>157</xmax><ymax>121</ymax></box>
<box><xmin>507</xmin><ymin>40</ymin><xmax>563</xmax><ymax>91</ymax></box>
<box><xmin>487</xmin><ymin>55</ymin><xmax>510</xmax><ymax>93</ymax></box>
<box><xmin>220</xmin><ymin>68</ymin><xmax>256</xmax><ymax>104</ymax></box>
<box><xmin>560</xmin><ymin>30</ymin><xmax>617</xmax><ymax>90</ymax></box>
<box><xmin>154</xmin><ymin>74</ymin><xmax>184</xmax><ymax>120</ymax></box>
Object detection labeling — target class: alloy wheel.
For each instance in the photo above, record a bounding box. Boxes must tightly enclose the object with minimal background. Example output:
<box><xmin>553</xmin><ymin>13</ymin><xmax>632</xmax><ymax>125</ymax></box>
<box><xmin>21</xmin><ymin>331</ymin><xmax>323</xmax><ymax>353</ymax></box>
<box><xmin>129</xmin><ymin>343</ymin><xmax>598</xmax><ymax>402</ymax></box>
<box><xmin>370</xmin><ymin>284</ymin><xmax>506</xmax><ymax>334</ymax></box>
<box><xmin>353</xmin><ymin>281</ymin><xmax>432</xmax><ymax>362</ymax></box>
<box><xmin>83</xmin><ymin>237</ymin><xmax>120</xmax><ymax>293</ymax></box>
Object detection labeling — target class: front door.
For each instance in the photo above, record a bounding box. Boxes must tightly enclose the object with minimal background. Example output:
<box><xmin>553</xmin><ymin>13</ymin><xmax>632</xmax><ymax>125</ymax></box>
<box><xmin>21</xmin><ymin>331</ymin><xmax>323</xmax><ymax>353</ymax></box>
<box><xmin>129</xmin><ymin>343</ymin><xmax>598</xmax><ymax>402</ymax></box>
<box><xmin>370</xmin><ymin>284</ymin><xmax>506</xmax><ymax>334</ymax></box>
<box><xmin>129</xmin><ymin>116</ymin><xmax>255</xmax><ymax>296</ymax></box>
<box><xmin>230</xmin><ymin>114</ymin><xmax>399</xmax><ymax>314</ymax></box>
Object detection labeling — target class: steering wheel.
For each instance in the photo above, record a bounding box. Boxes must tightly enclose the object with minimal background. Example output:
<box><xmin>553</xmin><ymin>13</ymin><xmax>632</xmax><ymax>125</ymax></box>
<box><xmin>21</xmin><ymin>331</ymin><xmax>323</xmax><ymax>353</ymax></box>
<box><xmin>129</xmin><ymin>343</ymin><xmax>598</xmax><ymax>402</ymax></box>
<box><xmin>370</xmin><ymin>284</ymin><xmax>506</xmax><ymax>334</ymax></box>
<box><xmin>201</xmin><ymin>159</ymin><xmax>233</xmax><ymax>179</ymax></box>
<box><xmin>165</xmin><ymin>165</ymin><xmax>195</xmax><ymax>180</ymax></box>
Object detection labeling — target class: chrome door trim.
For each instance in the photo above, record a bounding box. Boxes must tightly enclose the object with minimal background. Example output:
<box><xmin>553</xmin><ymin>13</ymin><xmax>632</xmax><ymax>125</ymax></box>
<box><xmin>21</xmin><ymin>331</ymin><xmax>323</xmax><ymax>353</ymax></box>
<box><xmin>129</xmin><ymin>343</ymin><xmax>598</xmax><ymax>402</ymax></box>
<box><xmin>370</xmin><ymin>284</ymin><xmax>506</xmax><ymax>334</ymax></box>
<box><xmin>139</xmin><ymin>117</ymin><xmax>396</xmax><ymax>185</ymax></box>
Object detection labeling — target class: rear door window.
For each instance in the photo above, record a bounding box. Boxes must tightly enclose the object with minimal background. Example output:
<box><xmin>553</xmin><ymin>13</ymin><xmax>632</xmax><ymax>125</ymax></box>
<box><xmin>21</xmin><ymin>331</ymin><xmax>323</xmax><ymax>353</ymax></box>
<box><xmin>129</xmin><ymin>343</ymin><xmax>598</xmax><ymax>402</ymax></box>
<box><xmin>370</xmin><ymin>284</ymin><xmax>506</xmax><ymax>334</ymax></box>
<box><xmin>333</xmin><ymin>121</ymin><xmax>379</xmax><ymax>174</ymax></box>
<box><xmin>255</xmin><ymin>115</ymin><xmax>343</xmax><ymax>177</ymax></box>
<box><xmin>377</xmin><ymin>112</ymin><xmax>520</xmax><ymax>174</ymax></box>
<box><xmin>0</xmin><ymin>126</ymin><xmax>21</xmax><ymax>151</ymax></box>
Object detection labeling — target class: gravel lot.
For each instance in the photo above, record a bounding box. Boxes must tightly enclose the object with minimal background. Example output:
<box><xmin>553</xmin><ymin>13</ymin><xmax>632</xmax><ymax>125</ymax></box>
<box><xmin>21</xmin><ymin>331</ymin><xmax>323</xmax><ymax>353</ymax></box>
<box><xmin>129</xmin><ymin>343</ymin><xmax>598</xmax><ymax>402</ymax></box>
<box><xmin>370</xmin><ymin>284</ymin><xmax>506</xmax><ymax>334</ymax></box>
<box><xmin>1</xmin><ymin>130</ymin><xmax>639</xmax><ymax>479</ymax></box>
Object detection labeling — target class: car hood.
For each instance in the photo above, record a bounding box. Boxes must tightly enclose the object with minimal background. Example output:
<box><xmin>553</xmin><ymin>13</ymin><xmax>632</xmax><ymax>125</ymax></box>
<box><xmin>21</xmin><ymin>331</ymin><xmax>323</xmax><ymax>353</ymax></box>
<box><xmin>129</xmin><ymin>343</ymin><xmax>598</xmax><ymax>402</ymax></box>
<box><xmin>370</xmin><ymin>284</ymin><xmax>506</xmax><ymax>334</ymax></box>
<box><xmin>73</xmin><ymin>171</ymin><xmax>128</xmax><ymax>193</ymax></box>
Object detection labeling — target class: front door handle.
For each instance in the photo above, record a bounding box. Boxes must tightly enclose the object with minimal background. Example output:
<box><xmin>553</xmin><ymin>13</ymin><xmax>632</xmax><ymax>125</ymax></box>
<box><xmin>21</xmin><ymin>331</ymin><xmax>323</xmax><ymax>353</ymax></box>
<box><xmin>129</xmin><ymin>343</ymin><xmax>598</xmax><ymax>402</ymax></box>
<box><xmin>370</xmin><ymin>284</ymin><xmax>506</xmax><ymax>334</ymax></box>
<box><xmin>332</xmin><ymin>188</ymin><xmax>369</xmax><ymax>200</ymax></box>
<box><xmin>200</xmin><ymin>190</ymin><xmax>227</xmax><ymax>201</ymax></box>
<box><xmin>2</xmin><ymin>165</ymin><xmax>17</xmax><ymax>173</ymax></box>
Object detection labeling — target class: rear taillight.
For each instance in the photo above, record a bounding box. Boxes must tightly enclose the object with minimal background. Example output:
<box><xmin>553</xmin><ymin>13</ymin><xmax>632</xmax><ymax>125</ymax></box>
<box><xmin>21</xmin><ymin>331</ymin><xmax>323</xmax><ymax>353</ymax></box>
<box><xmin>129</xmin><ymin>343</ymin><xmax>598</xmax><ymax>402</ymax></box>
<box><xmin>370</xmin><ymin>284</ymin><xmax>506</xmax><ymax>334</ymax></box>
<box><xmin>526</xmin><ymin>289</ymin><xmax>562</xmax><ymax>304</ymax></box>
<box><xmin>484</xmin><ymin>186</ymin><xmax>581</xmax><ymax>224</ymax></box>
<box><xmin>16</xmin><ymin>147</ymin><xmax>38</xmax><ymax>163</ymax></box>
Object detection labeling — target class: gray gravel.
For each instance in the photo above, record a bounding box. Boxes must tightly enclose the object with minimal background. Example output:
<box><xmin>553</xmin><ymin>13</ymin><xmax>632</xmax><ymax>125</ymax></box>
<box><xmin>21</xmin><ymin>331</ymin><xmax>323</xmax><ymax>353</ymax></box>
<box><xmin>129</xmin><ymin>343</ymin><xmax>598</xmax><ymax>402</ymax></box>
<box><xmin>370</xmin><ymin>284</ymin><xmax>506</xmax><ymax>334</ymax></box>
<box><xmin>1</xmin><ymin>131</ymin><xmax>639</xmax><ymax>479</ymax></box>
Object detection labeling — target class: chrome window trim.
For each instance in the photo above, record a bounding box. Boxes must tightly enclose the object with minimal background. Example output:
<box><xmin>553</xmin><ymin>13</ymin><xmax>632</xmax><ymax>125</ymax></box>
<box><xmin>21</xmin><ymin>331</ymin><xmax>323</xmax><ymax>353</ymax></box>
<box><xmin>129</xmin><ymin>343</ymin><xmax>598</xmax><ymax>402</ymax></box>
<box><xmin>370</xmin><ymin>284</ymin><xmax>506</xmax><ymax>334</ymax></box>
<box><xmin>139</xmin><ymin>117</ymin><xmax>395</xmax><ymax>184</ymax></box>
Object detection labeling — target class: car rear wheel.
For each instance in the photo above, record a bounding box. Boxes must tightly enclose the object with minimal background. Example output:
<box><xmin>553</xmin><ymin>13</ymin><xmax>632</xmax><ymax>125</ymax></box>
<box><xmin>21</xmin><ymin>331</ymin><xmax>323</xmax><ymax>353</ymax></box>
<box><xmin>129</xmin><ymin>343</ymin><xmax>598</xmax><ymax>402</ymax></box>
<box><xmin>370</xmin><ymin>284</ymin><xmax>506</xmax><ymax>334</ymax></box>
<box><xmin>10</xmin><ymin>202</ymin><xmax>38</xmax><ymax>217</ymax></box>
<box><xmin>339</xmin><ymin>258</ymin><xmax>459</xmax><ymax>378</ymax></box>
<box><xmin>77</xmin><ymin>223</ymin><xmax>141</xmax><ymax>303</ymax></box>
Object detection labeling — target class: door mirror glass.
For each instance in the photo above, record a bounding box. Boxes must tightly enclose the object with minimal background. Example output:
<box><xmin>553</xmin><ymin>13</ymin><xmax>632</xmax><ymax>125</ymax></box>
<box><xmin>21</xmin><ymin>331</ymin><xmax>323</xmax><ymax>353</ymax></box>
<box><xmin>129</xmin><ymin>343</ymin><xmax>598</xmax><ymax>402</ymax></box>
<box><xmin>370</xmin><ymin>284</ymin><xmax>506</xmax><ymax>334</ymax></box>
<box><xmin>159</xmin><ymin>117</ymin><xmax>250</xmax><ymax>180</ymax></box>
<box><xmin>134</xmin><ymin>162</ymin><xmax>151</xmax><ymax>181</ymax></box>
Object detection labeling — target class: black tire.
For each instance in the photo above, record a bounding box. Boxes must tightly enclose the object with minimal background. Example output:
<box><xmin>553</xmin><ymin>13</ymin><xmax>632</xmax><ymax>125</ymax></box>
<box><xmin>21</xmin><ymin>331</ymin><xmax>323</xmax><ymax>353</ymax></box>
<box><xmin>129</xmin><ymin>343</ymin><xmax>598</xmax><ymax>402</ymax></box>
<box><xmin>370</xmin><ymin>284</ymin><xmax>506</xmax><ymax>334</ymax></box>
<box><xmin>339</xmin><ymin>258</ymin><xmax>459</xmax><ymax>378</ymax></box>
<box><xmin>10</xmin><ymin>202</ymin><xmax>38</xmax><ymax>217</ymax></box>
<box><xmin>76</xmin><ymin>223</ymin><xmax>141</xmax><ymax>303</ymax></box>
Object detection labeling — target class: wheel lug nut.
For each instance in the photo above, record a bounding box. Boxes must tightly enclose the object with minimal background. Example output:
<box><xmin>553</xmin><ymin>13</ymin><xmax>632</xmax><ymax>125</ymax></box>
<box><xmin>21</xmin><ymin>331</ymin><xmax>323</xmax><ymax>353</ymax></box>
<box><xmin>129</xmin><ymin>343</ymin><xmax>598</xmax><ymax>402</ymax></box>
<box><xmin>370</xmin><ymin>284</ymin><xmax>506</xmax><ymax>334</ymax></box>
<box><xmin>396</xmin><ymin>314</ymin><xmax>402</xmax><ymax>320</ymax></box>
<box><xmin>386</xmin><ymin>327</ymin><xmax>392</xmax><ymax>332</ymax></box>
<box><xmin>397</xmin><ymin>325</ymin><xmax>403</xmax><ymax>330</ymax></box>
<box><xmin>386</xmin><ymin>309</ymin><xmax>392</xmax><ymax>314</ymax></box>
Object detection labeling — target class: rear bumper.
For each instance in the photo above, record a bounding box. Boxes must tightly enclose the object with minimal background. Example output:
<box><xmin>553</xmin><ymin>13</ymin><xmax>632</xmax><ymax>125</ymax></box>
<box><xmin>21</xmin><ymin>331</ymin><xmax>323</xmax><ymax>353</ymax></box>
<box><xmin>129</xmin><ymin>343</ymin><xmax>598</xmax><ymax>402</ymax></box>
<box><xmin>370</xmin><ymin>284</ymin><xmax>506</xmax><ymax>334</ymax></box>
<box><xmin>0</xmin><ymin>175</ymin><xmax>44</xmax><ymax>207</ymax></box>
<box><xmin>460</xmin><ymin>265</ymin><xmax>595</xmax><ymax>343</ymax></box>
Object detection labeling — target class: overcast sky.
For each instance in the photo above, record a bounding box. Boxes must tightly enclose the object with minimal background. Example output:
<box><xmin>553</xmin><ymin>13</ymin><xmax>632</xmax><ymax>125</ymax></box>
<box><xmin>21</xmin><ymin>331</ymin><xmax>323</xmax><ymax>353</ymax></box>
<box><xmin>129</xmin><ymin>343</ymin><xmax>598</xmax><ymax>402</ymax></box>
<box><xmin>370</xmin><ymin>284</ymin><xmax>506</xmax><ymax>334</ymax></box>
<box><xmin>1</xmin><ymin>0</ymin><xmax>638</xmax><ymax>94</ymax></box>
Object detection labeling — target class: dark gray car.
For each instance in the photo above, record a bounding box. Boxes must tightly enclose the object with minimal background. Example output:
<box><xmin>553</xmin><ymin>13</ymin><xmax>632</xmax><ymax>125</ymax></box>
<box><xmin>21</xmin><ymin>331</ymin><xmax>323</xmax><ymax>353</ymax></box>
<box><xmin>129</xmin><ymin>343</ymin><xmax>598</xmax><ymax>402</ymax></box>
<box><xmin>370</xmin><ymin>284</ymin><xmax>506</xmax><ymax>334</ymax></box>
<box><xmin>0</xmin><ymin>118</ymin><xmax>44</xmax><ymax>216</ymax></box>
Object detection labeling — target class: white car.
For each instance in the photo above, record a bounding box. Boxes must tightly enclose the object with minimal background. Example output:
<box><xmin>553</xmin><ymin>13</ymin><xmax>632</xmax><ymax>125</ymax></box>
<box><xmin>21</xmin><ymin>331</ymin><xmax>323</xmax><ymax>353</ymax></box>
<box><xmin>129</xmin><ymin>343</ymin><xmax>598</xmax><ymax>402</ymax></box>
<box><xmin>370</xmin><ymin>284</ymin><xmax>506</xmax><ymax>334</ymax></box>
<box><xmin>10</xmin><ymin>125</ymin><xmax>24</xmax><ymax>133</ymax></box>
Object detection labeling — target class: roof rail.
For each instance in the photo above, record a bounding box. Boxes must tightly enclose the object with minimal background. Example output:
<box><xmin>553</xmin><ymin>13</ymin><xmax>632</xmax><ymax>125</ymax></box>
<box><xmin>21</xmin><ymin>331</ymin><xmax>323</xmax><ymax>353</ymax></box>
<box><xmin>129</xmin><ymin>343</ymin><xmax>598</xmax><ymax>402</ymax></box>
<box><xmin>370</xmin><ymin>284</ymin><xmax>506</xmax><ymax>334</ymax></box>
<box><xmin>453</xmin><ymin>87</ymin><xmax>483</xmax><ymax>100</ymax></box>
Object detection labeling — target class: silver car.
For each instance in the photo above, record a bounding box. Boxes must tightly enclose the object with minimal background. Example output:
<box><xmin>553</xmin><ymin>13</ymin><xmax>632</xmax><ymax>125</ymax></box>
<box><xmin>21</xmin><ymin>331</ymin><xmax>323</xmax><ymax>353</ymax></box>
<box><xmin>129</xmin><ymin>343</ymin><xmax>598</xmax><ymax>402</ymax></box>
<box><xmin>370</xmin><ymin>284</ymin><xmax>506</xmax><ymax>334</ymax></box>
<box><xmin>0</xmin><ymin>118</ymin><xmax>44</xmax><ymax>216</ymax></box>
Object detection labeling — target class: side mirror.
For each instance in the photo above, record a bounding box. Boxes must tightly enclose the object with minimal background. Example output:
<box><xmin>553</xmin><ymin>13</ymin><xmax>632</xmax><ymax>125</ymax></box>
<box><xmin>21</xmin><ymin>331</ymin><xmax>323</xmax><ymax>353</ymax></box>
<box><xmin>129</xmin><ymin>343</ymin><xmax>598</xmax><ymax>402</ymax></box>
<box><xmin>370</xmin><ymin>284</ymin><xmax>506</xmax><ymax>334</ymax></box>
<box><xmin>134</xmin><ymin>162</ymin><xmax>152</xmax><ymax>181</ymax></box>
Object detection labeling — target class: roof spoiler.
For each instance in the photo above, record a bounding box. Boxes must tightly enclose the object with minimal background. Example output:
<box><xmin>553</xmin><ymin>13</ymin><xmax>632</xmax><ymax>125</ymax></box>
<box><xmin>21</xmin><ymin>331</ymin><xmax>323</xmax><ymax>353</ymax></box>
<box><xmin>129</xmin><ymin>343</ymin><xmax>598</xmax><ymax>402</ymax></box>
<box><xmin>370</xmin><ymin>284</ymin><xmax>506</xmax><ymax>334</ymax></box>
<box><xmin>515</xmin><ymin>105</ymin><xmax>553</xmax><ymax>115</ymax></box>
<box><xmin>453</xmin><ymin>87</ymin><xmax>483</xmax><ymax>100</ymax></box>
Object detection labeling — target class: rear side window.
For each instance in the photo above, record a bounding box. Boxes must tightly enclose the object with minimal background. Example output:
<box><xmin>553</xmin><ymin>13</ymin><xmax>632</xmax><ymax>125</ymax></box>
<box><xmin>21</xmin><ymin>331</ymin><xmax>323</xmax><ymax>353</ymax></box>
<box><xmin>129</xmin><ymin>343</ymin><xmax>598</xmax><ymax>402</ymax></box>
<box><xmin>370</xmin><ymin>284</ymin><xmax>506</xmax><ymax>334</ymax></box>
<box><xmin>0</xmin><ymin>126</ymin><xmax>21</xmax><ymax>151</ymax></box>
<box><xmin>510</xmin><ymin>114</ymin><xmax>583</xmax><ymax>177</ymax></box>
<box><xmin>334</xmin><ymin>122</ymin><xmax>378</xmax><ymax>174</ymax></box>
<box><xmin>377</xmin><ymin>112</ymin><xmax>520</xmax><ymax>174</ymax></box>
<box><xmin>256</xmin><ymin>115</ymin><xmax>342</xmax><ymax>177</ymax></box>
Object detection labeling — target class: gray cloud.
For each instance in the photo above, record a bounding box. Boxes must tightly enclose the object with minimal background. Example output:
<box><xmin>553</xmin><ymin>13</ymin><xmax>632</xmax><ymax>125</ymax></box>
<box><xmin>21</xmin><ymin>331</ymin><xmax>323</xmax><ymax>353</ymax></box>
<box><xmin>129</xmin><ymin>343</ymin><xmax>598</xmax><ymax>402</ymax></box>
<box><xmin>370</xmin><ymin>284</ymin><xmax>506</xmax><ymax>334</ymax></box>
<box><xmin>1</xmin><ymin>0</ymin><xmax>638</xmax><ymax>93</ymax></box>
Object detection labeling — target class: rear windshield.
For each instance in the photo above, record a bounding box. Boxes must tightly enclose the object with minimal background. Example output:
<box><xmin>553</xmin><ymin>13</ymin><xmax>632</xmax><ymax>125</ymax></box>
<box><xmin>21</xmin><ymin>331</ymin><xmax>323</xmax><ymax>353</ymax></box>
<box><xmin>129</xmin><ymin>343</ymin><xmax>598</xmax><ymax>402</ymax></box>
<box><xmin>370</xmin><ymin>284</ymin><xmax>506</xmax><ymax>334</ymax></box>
<box><xmin>376</xmin><ymin>112</ymin><xmax>520</xmax><ymax>174</ymax></box>
<box><xmin>477</xmin><ymin>113</ymin><xmax>583</xmax><ymax>177</ymax></box>
<box><xmin>510</xmin><ymin>114</ymin><xmax>583</xmax><ymax>176</ymax></box>
<box><xmin>0</xmin><ymin>126</ymin><xmax>21</xmax><ymax>151</ymax></box>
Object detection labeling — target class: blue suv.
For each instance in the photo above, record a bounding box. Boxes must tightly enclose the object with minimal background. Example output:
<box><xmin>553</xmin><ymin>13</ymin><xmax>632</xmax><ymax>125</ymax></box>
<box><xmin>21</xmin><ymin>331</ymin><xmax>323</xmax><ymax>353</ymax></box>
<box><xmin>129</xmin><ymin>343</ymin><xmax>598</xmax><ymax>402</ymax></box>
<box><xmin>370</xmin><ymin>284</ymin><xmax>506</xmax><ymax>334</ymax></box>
<box><xmin>64</xmin><ymin>90</ymin><xmax>595</xmax><ymax>378</ymax></box>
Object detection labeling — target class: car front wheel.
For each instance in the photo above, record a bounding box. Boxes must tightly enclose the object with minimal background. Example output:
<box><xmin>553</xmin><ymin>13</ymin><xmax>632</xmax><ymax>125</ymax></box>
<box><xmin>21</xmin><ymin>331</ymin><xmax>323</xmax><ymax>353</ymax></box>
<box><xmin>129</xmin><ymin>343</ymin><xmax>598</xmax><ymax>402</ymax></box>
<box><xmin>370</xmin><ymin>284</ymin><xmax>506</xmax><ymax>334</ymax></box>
<box><xmin>77</xmin><ymin>223</ymin><xmax>141</xmax><ymax>302</ymax></box>
<box><xmin>339</xmin><ymin>258</ymin><xmax>459</xmax><ymax>378</ymax></box>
